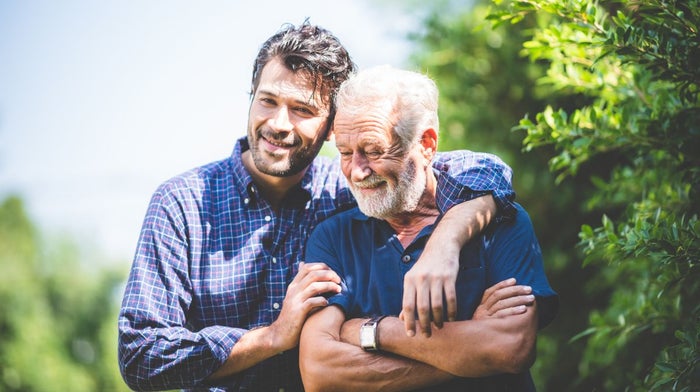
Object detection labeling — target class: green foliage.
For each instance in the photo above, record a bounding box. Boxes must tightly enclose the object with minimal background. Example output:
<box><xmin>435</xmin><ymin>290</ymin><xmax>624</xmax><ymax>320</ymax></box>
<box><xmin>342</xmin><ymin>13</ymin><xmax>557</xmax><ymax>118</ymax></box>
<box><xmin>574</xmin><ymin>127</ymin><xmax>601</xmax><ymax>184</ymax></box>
<box><xmin>0</xmin><ymin>195</ymin><xmax>129</xmax><ymax>391</ymax></box>
<box><xmin>489</xmin><ymin>0</ymin><xmax>700</xmax><ymax>390</ymax></box>
<box><xmin>407</xmin><ymin>0</ymin><xmax>699</xmax><ymax>389</ymax></box>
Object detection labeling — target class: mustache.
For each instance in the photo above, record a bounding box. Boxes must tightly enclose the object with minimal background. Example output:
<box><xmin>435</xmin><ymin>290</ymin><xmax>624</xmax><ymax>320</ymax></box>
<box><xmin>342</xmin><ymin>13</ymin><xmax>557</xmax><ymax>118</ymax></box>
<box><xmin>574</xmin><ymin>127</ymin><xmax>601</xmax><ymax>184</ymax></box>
<box><xmin>257</xmin><ymin>127</ymin><xmax>299</xmax><ymax>146</ymax></box>
<box><xmin>353</xmin><ymin>175</ymin><xmax>386</xmax><ymax>189</ymax></box>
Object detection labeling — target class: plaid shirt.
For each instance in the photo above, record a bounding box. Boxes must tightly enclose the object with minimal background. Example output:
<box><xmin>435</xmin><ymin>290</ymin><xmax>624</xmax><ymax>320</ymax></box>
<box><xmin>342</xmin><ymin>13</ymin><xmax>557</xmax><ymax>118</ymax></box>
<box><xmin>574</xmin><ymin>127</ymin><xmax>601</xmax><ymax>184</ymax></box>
<box><xmin>118</xmin><ymin>137</ymin><xmax>515</xmax><ymax>391</ymax></box>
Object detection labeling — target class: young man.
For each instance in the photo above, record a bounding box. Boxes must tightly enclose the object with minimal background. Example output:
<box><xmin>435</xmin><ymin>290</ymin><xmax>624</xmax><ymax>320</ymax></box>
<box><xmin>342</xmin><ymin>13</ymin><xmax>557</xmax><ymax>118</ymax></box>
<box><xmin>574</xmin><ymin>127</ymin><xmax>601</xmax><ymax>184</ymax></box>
<box><xmin>300</xmin><ymin>66</ymin><xmax>558</xmax><ymax>391</ymax></box>
<box><xmin>118</xmin><ymin>24</ymin><xmax>516</xmax><ymax>391</ymax></box>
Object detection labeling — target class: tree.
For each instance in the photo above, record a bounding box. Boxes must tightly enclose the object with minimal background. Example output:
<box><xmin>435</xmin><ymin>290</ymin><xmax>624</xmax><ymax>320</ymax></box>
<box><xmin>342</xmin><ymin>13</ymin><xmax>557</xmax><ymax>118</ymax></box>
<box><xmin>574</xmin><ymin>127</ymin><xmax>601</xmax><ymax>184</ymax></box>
<box><xmin>406</xmin><ymin>0</ymin><xmax>698</xmax><ymax>389</ymax></box>
<box><xmin>487</xmin><ymin>0</ymin><xmax>700</xmax><ymax>390</ymax></box>
<box><xmin>0</xmin><ymin>195</ymin><xmax>130</xmax><ymax>391</ymax></box>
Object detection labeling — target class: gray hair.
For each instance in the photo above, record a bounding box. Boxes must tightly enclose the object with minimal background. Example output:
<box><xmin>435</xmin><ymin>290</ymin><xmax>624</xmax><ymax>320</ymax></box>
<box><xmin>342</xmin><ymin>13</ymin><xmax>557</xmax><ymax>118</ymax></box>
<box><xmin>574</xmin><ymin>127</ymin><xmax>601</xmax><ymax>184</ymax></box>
<box><xmin>334</xmin><ymin>65</ymin><xmax>439</xmax><ymax>151</ymax></box>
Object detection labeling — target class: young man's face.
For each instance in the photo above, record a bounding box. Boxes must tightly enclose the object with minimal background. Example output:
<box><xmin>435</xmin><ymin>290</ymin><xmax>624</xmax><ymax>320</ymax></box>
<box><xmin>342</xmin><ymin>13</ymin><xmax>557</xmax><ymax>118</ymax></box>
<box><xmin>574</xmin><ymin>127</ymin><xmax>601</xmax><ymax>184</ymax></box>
<box><xmin>333</xmin><ymin>101</ymin><xmax>428</xmax><ymax>219</ymax></box>
<box><xmin>246</xmin><ymin>57</ymin><xmax>330</xmax><ymax>177</ymax></box>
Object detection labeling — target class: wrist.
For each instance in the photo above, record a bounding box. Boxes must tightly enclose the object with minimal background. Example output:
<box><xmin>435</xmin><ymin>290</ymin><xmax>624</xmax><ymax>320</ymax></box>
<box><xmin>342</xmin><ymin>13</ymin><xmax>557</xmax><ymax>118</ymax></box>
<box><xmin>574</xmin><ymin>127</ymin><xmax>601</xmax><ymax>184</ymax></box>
<box><xmin>360</xmin><ymin>315</ymin><xmax>386</xmax><ymax>351</ymax></box>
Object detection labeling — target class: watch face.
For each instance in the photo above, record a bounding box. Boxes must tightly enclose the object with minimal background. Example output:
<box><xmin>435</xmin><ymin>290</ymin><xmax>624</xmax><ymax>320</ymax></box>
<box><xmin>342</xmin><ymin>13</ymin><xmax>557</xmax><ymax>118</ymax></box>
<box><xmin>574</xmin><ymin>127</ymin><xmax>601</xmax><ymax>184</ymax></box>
<box><xmin>360</xmin><ymin>324</ymin><xmax>376</xmax><ymax>349</ymax></box>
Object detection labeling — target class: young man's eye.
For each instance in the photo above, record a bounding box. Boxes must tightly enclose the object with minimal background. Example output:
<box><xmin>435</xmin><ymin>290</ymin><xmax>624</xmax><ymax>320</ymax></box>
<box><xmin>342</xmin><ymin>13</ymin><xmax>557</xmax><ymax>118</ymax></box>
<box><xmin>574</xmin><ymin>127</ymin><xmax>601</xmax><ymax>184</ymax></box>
<box><xmin>294</xmin><ymin>107</ymin><xmax>314</xmax><ymax>116</ymax></box>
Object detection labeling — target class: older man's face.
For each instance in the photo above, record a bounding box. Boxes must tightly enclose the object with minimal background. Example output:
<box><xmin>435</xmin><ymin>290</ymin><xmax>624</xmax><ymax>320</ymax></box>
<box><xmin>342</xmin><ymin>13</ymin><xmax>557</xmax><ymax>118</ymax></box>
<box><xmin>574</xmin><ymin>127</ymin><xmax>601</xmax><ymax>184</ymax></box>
<box><xmin>333</xmin><ymin>103</ymin><xmax>427</xmax><ymax>219</ymax></box>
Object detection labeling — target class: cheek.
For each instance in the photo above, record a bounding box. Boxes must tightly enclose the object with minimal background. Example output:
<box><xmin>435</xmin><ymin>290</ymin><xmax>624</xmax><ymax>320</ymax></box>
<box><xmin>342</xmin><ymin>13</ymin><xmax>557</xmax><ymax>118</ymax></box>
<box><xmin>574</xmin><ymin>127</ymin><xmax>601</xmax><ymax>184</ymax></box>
<box><xmin>296</xmin><ymin>118</ymin><xmax>328</xmax><ymax>142</ymax></box>
<box><xmin>340</xmin><ymin>161</ymin><xmax>352</xmax><ymax>179</ymax></box>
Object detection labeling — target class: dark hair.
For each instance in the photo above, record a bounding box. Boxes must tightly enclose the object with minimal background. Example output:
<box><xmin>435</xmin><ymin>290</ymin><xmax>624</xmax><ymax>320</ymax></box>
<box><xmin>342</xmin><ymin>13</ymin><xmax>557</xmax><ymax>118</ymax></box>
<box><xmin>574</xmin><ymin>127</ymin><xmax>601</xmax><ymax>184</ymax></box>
<box><xmin>250</xmin><ymin>21</ymin><xmax>356</xmax><ymax>118</ymax></box>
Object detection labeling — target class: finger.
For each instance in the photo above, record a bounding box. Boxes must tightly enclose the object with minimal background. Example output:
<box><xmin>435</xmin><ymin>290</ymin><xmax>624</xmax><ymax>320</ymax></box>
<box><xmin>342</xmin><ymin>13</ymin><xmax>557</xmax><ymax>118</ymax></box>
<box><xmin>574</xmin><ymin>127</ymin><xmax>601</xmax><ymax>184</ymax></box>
<box><xmin>415</xmin><ymin>282</ymin><xmax>432</xmax><ymax>337</ymax></box>
<box><xmin>298</xmin><ymin>261</ymin><xmax>333</xmax><ymax>273</ymax></box>
<box><xmin>303</xmin><ymin>281</ymin><xmax>342</xmax><ymax>299</ymax></box>
<box><xmin>401</xmin><ymin>285</ymin><xmax>417</xmax><ymax>337</ymax></box>
<box><xmin>491</xmin><ymin>285</ymin><xmax>532</xmax><ymax>304</ymax></box>
<box><xmin>429</xmin><ymin>280</ymin><xmax>444</xmax><ymax>329</ymax></box>
<box><xmin>483</xmin><ymin>284</ymin><xmax>531</xmax><ymax>314</ymax></box>
<box><xmin>491</xmin><ymin>294</ymin><xmax>535</xmax><ymax>313</ymax></box>
<box><xmin>443</xmin><ymin>279</ymin><xmax>458</xmax><ymax>322</ymax></box>
<box><xmin>481</xmin><ymin>278</ymin><xmax>517</xmax><ymax>307</ymax></box>
<box><xmin>491</xmin><ymin>304</ymin><xmax>528</xmax><ymax>318</ymax></box>
<box><xmin>299</xmin><ymin>268</ymin><xmax>342</xmax><ymax>286</ymax></box>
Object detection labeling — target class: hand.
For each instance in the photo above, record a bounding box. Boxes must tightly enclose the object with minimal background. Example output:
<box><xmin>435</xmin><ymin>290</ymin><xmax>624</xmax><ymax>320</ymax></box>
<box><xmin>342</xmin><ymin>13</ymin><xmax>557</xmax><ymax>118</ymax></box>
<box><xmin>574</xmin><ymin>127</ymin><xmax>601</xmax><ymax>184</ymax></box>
<box><xmin>269</xmin><ymin>262</ymin><xmax>341</xmax><ymax>351</ymax></box>
<box><xmin>472</xmin><ymin>278</ymin><xmax>535</xmax><ymax>320</ymax></box>
<box><xmin>400</xmin><ymin>240</ymin><xmax>459</xmax><ymax>338</ymax></box>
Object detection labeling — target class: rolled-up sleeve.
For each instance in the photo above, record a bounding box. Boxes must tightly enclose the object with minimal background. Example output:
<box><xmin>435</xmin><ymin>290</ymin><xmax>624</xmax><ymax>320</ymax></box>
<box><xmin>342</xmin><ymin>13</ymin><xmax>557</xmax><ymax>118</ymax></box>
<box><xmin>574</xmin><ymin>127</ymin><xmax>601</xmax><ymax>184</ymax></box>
<box><xmin>433</xmin><ymin>150</ymin><xmax>516</xmax><ymax>222</ymax></box>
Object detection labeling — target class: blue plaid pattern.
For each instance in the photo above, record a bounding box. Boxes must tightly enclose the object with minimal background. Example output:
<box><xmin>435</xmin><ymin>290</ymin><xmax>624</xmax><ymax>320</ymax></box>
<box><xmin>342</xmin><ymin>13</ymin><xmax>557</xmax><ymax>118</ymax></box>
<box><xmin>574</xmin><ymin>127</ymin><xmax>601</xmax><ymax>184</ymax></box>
<box><xmin>118</xmin><ymin>137</ymin><xmax>515</xmax><ymax>391</ymax></box>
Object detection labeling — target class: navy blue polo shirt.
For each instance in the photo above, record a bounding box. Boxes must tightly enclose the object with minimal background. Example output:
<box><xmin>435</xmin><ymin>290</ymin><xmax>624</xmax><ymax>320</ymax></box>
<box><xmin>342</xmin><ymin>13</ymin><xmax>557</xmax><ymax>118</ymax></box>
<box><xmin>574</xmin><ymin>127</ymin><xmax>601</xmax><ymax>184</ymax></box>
<box><xmin>304</xmin><ymin>202</ymin><xmax>558</xmax><ymax>391</ymax></box>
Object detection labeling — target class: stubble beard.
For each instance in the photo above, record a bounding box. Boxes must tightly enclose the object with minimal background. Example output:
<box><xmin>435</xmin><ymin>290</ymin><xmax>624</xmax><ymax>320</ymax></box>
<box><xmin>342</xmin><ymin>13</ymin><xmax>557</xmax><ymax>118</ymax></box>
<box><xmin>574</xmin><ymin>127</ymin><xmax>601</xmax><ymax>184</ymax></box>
<box><xmin>247</xmin><ymin>127</ymin><xmax>324</xmax><ymax>177</ymax></box>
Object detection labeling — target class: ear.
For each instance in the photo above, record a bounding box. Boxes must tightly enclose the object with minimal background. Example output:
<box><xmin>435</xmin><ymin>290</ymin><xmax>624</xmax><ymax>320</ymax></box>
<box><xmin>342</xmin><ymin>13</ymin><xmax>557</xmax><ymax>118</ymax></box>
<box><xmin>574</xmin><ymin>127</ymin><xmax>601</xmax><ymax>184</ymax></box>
<box><xmin>419</xmin><ymin>128</ymin><xmax>438</xmax><ymax>160</ymax></box>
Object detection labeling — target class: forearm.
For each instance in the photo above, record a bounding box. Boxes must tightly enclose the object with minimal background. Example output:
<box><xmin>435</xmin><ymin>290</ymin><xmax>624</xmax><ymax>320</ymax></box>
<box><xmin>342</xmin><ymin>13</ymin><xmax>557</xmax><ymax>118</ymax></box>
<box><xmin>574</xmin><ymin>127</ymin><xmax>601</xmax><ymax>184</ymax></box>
<box><xmin>119</xmin><ymin>323</ymin><xmax>240</xmax><ymax>390</ymax></box>
<box><xmin>300</xmin><ymin>309</ymin><xmax>453</xmax><ymax>391</ymax></box>
<box><xmin>345</xmin><ymin>308</ymin><xmax>537</xmax><ymax>378</ymax></box>
<box><xmin>429</xmin><ymin>194</ymin><xmax>495</xmax><ymax>250</ymax></box>
<box><xmin>207</xmin><ymin>324</ymin><xmax>291</xmax><ymax>381</ymax></box>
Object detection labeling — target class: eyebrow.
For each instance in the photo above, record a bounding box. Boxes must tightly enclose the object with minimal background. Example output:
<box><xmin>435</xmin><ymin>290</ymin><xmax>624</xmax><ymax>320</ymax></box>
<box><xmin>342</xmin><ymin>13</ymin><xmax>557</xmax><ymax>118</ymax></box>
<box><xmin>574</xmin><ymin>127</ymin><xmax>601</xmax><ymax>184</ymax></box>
<box><xmin>257</xmin><ymin>89</ymin><xmax>321</xmax><ymax>110</ymax></box>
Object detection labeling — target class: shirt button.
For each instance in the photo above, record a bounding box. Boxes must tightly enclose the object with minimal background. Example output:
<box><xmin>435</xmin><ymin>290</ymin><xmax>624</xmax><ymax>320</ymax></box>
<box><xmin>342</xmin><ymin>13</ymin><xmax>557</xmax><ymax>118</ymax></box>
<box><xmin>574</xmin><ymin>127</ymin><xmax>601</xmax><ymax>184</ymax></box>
<box><xmin>243</xmin><ymin>198</ymin><xmax>249</xmax><ymax>205</ymax></box>
<box><xmin>402</xmin><ymin>255</ymin><xmax>412</xmax><ymax>263</ymax></box>
<box><xmin>265</xmin><ymin>215</ymin><xmax>272</xmax><ymax>222</ymax></box>
<box><xmin>273</xmin><ymin>302</ymin><xmax>280</xmax><ymax>310</ymax></box>
<box><xmin>272</xmin><ymin>257</ymin><xmax>277</xmax><ymax>264</ymax></box>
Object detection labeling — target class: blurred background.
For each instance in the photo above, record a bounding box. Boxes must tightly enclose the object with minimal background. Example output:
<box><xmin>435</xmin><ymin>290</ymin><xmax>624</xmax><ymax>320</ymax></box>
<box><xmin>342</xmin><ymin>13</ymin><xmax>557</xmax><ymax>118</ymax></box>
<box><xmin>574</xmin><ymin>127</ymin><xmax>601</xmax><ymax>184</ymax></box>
<box><xmin>1</xmin><ymin>0</ymin><xmax>697</xmax><ymax>391</ymax></box>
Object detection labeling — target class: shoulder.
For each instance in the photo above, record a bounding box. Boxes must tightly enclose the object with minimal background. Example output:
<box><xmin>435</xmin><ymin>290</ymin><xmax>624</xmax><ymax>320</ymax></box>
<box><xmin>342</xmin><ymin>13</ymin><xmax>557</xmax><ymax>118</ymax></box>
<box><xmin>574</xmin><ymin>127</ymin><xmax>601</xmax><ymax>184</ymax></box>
<box><xmin>150</xmin><ymin>158</ymin><xmax>233</xmax><ymax>209</ymax></box>
<box><xmin>479</xmin><ymin>203</ymin><xmax>537</xmax><ymax>252</ymax></box>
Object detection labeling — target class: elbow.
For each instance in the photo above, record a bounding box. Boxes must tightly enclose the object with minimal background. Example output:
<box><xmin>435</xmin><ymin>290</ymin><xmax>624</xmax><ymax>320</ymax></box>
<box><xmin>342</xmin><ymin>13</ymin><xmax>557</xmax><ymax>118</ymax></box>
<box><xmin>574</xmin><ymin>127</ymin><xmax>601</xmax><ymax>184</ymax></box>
<box><xmin>451</xmin><ymin>326</ymin><xmax>536</xmax><ymax>377</ymax></box>
<box><xmin>492</xmin><ymin>330</ymin><xmax>537</xmax><ymax>374</ymax></box>
<box><xmin>119</xmin><ymin>348</ymin><xmax>151</xmax><ymax>391</ymax></box>
<box><xmin>299</xmin><ymin>346</ymin><xmax>332</xmax><ymax>392</ymax></box>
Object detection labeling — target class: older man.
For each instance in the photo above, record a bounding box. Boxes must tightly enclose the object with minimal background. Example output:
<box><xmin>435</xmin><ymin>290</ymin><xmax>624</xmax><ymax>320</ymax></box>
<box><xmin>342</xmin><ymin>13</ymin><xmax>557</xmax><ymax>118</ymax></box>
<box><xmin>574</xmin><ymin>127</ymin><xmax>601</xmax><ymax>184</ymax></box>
<box><xmin>299</xmin><ymin>66</ymin><xmax>558</xmax><ymax>391</ymax></box>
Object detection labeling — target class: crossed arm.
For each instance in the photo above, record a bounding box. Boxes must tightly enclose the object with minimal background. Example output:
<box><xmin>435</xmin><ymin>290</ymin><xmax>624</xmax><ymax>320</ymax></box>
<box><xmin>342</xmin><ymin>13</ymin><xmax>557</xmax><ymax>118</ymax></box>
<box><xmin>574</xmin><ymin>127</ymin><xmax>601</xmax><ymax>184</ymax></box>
<box><xmin>299</xmin><ymin>280</ymin><xmax>539</xmax><ymax>392</ymax></box>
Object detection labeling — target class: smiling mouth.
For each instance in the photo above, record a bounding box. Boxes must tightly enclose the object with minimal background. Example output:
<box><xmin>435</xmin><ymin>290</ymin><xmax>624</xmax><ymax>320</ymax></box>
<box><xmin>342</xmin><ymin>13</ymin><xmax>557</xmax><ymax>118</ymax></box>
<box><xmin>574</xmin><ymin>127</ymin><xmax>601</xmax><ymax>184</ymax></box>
<box><xmin>260</xmin><ymin>136</ymin><xmax>296</xmax><ymax>152</ymax></box>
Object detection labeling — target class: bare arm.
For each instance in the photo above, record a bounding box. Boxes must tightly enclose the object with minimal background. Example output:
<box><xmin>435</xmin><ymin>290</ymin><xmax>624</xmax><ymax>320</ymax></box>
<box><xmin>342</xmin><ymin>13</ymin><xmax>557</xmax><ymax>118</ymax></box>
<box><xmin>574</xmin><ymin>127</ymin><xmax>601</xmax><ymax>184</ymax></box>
<box><xmin>345</xmin><ymin>301</ymin><xmax>539</xmax><ymax>378</ymax></box>
<box><xmin>299</xmin><ymin>306</ymin><xmax>454</xmax><ymax>392</ymax></box>
<box><xmin>208</xmin><ymin>262</ymin><xmax>341</xmax><ymax>380</ymax></box>
<box><xmin>402</xmin><ymin>194</ymin><xmax>496</xmax><ymax>336</ymax></box>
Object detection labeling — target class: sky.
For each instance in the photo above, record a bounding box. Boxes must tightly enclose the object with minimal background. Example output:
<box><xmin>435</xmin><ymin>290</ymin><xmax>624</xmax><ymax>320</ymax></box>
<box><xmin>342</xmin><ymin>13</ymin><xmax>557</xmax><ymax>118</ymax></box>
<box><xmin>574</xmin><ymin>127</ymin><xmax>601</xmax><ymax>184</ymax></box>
<box><xmin>0</xmin><ymin>1</ymin><xmax>415</xmax><ymax>264</ymax></box>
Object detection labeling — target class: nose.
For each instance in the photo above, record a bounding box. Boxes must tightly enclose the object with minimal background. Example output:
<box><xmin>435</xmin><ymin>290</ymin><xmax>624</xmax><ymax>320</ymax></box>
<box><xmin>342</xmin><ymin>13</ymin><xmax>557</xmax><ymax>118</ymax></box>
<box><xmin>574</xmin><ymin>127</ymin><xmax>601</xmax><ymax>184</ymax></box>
<box><xmin>349</xmin><ymin>152</ymin><xmax>371</xmax><ymax>182</ymax></box>
<box><xmin>270</xmin><ymin>106</ymin><xmax>293</xmax><ymax>131</ymax></box>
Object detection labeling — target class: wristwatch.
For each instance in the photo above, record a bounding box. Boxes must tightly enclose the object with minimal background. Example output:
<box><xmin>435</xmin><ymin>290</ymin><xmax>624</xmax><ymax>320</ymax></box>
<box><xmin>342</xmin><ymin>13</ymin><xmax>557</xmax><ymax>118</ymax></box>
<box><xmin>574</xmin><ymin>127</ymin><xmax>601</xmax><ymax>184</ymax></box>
<box><xmin>359</xmin><ymin>315</ymin><xmax>386</xmax><ymax>351</ymax></box>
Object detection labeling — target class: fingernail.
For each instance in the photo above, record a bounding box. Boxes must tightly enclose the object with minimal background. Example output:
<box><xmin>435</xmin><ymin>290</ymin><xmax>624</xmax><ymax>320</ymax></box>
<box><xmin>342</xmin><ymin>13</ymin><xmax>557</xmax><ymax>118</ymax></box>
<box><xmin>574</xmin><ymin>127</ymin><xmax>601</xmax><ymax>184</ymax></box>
<box><xmin>407</xmin><ymin>330</ymin><xmax>415</xmax><ymax>337</ymax></box>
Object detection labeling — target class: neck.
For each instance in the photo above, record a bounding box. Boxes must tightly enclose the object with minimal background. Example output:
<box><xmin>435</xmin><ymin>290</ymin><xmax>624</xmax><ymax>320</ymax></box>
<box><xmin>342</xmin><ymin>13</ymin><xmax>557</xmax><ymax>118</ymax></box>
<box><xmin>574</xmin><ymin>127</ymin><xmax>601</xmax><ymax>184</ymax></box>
<box><xmin>241</xmin><ymin>150</ymin><xmax>307</xmax><ymax>211</ymax></box>
<box><xmin>385</xmin><ymin>171</ymin><xmax>439</xmax><ymax>248</ymax></box>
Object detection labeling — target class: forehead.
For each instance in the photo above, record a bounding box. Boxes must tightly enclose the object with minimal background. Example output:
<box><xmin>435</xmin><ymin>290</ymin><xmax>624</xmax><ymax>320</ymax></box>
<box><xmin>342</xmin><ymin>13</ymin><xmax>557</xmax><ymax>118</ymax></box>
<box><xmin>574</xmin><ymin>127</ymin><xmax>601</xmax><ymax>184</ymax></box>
<box><xmin>256</xmin><ymin>58</ymin><xmax>328</xmax><ymax>109</ymax></box>
<box><xmin>334</xmin><ymin>100</ymin><xmax>396</xmax><ymax>145</ymax></box>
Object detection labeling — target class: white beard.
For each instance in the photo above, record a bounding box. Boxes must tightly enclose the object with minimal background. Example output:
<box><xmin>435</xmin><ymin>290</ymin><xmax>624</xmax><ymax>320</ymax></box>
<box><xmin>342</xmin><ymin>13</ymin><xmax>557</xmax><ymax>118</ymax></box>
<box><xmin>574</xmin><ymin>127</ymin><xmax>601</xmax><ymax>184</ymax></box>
<box><xmin>351</xmin><ymin>159</ymin><xmax>425</xmax><ymax>219</ymax></box>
